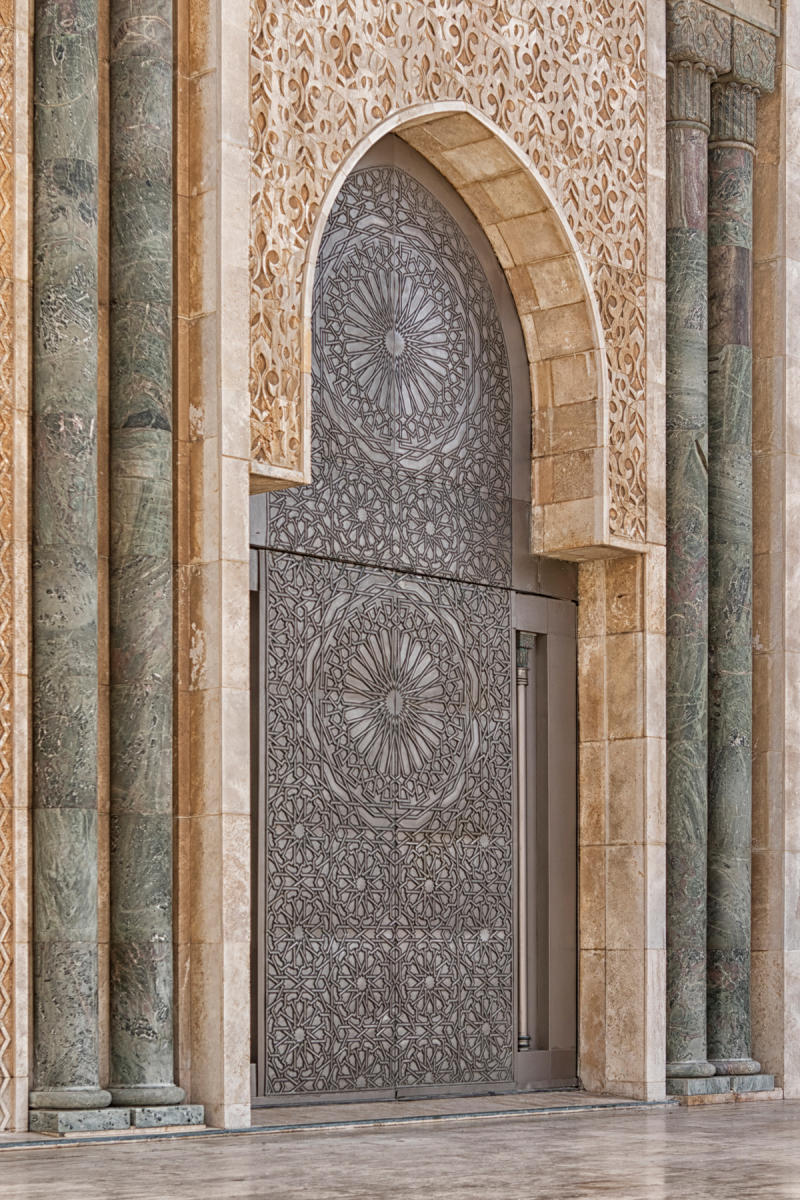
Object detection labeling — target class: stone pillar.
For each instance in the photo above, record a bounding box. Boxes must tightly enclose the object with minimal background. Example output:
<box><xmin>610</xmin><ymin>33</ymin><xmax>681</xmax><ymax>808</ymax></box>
<box><xmin>706</xmin><ymin>79</ymin><xmax>759</xmax><ymax>1078</ymax></box>
<box><xmin>665</xmin><ymin>52</ymin><xmax>716</xmax><ymax>1083</ymax></box>
<box><xmin>29</xmin><ymin>0</ymin><xmax>110</xmax><ymax>1114</ymax></box>
<box><xmin>107</xmin><ymin>0</ymin><xmax>184</xmax><ymax>1109</ymax></box>
<box><xmin>664</xmin><ymin>0</ymin><xmax>733</xmax><ymax>1085</ymax></box>
<box><xmin>706</xmin><ymin>23</ymin><xmax>776</xmax><ymax>1085</ymax></box>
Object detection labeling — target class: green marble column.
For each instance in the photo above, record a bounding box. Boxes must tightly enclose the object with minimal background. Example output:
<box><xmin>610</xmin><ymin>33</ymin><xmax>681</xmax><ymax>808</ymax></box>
<box><xmin>666</xmin><ymin>58</ymin><xmax>715</xmax><ymax>1081</ymax></box>
<box><xmin>706</xmin><ymin>80</ymin><xmax>760</xmax><ymax>1078</ymax></box>
<box><xmin>30</xmin><ymin>0</ymin><xmax>110</xmax><ymax>1111</ymax></box>
<box><xmin>107</xmin><ymin>0</ymin><xmax>183</xmax><ymax>1108</ymax></box>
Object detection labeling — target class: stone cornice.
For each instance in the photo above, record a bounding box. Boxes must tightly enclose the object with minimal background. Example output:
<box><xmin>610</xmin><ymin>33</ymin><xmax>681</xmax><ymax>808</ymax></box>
<box><xmin>666</xmin><ymin>0</ymin><xmax>776</xmax><ymax>94</ymax></box>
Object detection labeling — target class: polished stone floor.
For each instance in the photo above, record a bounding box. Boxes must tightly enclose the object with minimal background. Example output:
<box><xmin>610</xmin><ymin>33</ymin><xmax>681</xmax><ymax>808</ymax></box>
<box><xmin>2</xmin><ymin>1100</ymin><xmax>799</xmax><ymax>1198</ymax></box>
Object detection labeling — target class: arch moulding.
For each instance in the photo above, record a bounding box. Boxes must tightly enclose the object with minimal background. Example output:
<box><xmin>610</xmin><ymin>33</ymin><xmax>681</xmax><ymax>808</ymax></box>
<box><xmin>248</xmin><ymin>0</ymin><xmax>651</xmax><ymax>555</ymax></box>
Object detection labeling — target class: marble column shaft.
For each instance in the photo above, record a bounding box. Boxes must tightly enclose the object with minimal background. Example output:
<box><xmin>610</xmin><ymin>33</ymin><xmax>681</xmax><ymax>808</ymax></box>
<box><xmin>706</xmin><ymin>80</ymin><xmax>759</xmax><ymax>1075</ymax></box>
<box><xmin>30</xmin><ymin>0</ymin><xmax>109</xmax><ymax>1111</ymax></box>
<box><xmin>108</xmin><ymin>0</ymin><xmax>182</xmax><ymax>1107</ymax></box>
<box><xmin>666</xmin><ymin>59</ymin><xmax>715</xmax><ymax>1078</ymax></box>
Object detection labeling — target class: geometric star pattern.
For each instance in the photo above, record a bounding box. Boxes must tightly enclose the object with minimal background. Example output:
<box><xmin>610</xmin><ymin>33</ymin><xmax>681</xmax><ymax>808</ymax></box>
<box><xmin>259</xmin><ymin>165</ymin><xmax>514</xmax><ymax>1096</ymax></box>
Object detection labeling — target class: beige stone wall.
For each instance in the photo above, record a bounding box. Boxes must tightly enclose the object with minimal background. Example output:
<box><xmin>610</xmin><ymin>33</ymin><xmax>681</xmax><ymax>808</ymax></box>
<box><xmin>175</xmin><ymin>0</ymin><xmax>253</xmax><ymax>1129</ymax></box>
<box><xmin>0</xmin><ymin>0</ymin><xmax>12</xmax><ymax>1135</ymax></box>
<box><xmin>0</xmin><ymin>0</ymin><xmax>27</xmax><ymax>1135</ymax></box>
<box><xmin>751</xmin><ymin>0</ymin><xmax>800</xmax><ymax>1097</ymax></box>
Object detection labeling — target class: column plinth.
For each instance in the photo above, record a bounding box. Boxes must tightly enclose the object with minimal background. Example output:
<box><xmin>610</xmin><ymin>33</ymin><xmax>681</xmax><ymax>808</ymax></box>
<box><xmin>666</xmin><ymin>57</ymin><xmax>716</xmax><ymax>1081</ymax></box>
<box><xmin>706</xmin><ymin>78</ymin><xmax>760</xmax><ymax>1079</ymax></box>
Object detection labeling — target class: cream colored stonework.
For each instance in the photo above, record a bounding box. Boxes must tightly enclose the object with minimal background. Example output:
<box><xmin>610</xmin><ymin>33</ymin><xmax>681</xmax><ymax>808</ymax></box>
<box><xmin>704</xmin><ymin>0</ymin><xmax>780</xmax><ymax>33</ymax></box>
<box><xmin>249</xmin><ymin>0</ymin><xmax>650</xmax><ymax>549</ymax></box>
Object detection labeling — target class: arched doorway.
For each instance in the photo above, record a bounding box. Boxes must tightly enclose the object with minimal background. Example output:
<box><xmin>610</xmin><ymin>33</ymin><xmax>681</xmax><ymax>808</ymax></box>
<box><xmin>250</xmin><ymin>136</ymin><xmax>577</xmax><ymax>1103</ymax></box>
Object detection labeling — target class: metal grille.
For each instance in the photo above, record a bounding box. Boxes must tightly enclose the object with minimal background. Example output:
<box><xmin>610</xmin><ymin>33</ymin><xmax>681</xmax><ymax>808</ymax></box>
<box><xmin>260</xmin><ymin>163</ymin><xmax>514</xmax><ymax>1096</ymax></box>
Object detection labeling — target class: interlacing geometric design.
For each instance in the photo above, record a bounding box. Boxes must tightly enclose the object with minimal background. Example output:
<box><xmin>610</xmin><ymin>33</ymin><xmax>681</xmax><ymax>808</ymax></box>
<box><xmin>258</xmin><ymin>164</ymin><xmax>514</xmax><ymax>1095</ymax></box>
<box><xmin>250</xmin><ymin>0</ymin><xmax>648</xmax><ymax>540</ymax></box>
<box><xmin>265</xmin><ymin>166</ymin><xmax>512</xmax><ymax>587</ymax></box>
<box><xmin>262</xmin><ymin>556</ymin><xmax>514</xmax><ymax>1094</ymax></box>
<box><xmin>0</xmin><ymin>11</ymin><xmax>13</xmax><ymax>1134</ymax></box>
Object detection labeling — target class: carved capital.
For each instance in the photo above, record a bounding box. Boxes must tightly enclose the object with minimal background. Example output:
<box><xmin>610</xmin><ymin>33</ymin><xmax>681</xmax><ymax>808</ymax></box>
<box><xmin>710</xmin><ymin>79</ymin><xmax>758</xmax><ymax>144</ymax></box>
<box><xmin>728</xmin><ymin>18</ymin><xmax>776</xmax><ymax>92</ymax></box>
<box><xmin>666</xmin><ymin>0</ymin><xmax>732</xmax><ymax>75</ymax></box>
<box><xmin>667</xmin><ymin>59</ymin><xmax>716</xmax><ymax>127</ymax></box>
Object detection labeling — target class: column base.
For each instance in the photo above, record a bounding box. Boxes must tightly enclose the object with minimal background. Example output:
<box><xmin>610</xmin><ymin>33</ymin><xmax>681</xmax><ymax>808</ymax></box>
<box><xmin>108</xmin><ymin>1084</ymin><xmax>186</xmax><ymax>1107</ymax></box>
<box><xmin>711</xmin><ymin>1057</ymin><xmax>761</xmax><ymax>1075</ymax></box>
<box><xmin>665</xmin><ymin>1059</ymin><xmax>716</xmax><ymax>1078</ymax></box>
<box><xmin>29</xmin><ymin>1108</ymin><xmax>130</xmax><ymax>1136</ymax></box>
<box><xmin>667</xmin><ymin>1073</ymin><xmax>775</xmax><ymax>1098</ymax></box>
<box><xmin>130</xmin><ymin>1104</ymin><xmax>205</xmax><ymax>1128</ymax></box>
<box><xmin>667</xmin><ymin>1076</ymin><xmax>731</xmax><ymax>1097</ymax></box>
<box><xmin>29</xmin><ymin>1087</ymin><xmax>112</xmax><ymax>1111</ymax></box>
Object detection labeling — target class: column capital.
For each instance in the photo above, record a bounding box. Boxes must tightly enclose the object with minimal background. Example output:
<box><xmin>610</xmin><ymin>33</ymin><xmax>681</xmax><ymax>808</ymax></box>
<box><xmin>667</xmin><ymin>59</ymin><xmax>717</xmax><ymax>128</ymax></box>
<box><xmin>710</xmin><ymin>79</ymin><xmax>759</xmax><ymax>145</ymax></box>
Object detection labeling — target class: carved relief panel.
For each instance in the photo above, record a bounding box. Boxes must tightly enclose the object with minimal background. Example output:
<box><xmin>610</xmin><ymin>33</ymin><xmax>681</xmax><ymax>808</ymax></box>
<box><xmin>250</xmin><ymin>0</ymin><xmax>650</xmax><ymax>543</ymax></box>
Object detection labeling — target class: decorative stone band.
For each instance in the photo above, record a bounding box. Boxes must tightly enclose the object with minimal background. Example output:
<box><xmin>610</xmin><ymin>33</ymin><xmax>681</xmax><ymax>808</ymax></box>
<box><xmin>668</xmin><ymin>60</ymin><xmax>718</xmax><ymax>128</ymax></box>
<box><xmin>667</xmin><ymin>0</ymin><xmax>732</xmax><ymax>76</ymax></box>
<box><xmin>710</xmin><ymin>81</ymin><xmax>759</xmax><ymax>147</ymax></box>
<box><xmin>666</xmin><ymin>0</ymin><xmax>776</xmax><ymax>97</ymax></box>
<box><xmin>701</xmin><ymin>0</ymin><xmax>779</xmax><ymax>37</ymax></box>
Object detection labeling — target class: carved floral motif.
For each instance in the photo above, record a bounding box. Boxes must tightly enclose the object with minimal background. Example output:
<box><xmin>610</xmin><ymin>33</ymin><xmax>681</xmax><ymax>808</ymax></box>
<box><xmin>250</xmin><ymin>0</ymin><xmax>649</xmax><ymax>541</ymax></box>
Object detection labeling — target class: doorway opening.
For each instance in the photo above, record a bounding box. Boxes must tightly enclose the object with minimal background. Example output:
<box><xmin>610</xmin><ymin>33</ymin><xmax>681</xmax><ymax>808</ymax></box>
<box><xmin>249</xmin><ymin>135</ymin><xmax>577</xmax><ymax>1106</ymax></box>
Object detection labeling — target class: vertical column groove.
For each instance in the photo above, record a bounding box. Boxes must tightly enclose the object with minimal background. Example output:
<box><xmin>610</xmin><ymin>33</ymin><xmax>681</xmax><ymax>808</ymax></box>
<box><xmin>665</xmin><ymin>58</ymin><xmax>715</xmax><ymax>1080</ymax></box>
<box><xmin>30</xmin><ymin>0</ymin><xmax>109</xmax><ymax>1111</ymax></box>
<box><xmin>706</xmin><ymin>79</ymin><xmax>760</xmax><ymax>1077</ymax></box>
<box><xmin>107</xmin><ymin>0</ymin><xmax>183</xmax><ymax>1108</ymax></box>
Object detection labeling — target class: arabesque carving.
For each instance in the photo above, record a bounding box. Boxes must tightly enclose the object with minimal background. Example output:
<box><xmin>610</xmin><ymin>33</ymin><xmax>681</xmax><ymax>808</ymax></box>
<box><xmin>250</xmin><ymin>0</ymin><xmax>649</xmax><ymax>542</ymax></box>
<box><xmin>0</xmin><ymin>13</ymin><xmax>13</xmax><ymax>1135</ymax></box>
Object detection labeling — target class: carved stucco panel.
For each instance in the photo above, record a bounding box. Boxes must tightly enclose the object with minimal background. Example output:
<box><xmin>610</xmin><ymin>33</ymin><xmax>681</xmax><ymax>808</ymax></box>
<box><xmin>250</xmin><ymin>0</ymin><xmax>649</xmax><ymax>542</ymax></box>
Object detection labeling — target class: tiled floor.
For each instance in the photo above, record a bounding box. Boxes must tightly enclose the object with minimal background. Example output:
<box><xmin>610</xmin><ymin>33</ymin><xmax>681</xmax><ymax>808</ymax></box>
<box><xmin>0</xmin><ymin>1097</ymin><xmax>798</xmax><ymax>1198</ymax></box>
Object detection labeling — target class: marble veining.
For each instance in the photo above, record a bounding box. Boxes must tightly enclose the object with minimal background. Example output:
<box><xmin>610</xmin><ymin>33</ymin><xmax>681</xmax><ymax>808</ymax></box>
<box><xmin>30</xmin><ymin>0</ymin><xmax>107</xmax><ymax>1110</ymax></box>
<box><xmin>107</xmin><ymin>0</ymin><xmax>181</xmax><ymax>1107</ymax></box>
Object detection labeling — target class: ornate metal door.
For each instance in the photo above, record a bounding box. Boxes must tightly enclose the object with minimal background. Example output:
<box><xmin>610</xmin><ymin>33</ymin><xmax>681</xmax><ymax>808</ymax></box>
<box><xmin>257</xmin><ymin>160</ymin><xmax>515</xmax><ymax>1097</ymax></box>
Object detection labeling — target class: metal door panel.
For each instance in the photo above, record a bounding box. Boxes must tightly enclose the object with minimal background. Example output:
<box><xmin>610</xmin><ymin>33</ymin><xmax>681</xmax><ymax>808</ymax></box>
<box><xmin>261</xmin><ymin>552</ymin><xmax>514</xmax><ymax>1095</ymax></box>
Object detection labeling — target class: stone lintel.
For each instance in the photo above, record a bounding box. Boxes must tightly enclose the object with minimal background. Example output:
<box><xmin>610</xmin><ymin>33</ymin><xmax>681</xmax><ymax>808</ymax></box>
<box><xmin>29</xmin><ymin>1109</ymin><xmax>132</xmax><ymax>1136</ymax></box>
<box><xmin>130</xmin><ymin>1105</ymin><xmax>205</xmax><ymax>1129</ymax></box>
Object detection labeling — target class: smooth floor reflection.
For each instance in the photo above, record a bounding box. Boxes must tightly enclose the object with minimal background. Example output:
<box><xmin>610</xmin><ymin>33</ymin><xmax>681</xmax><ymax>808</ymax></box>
<box><xmin>2</xmin><ymin>1099</ymin><xmax>800</xmax><ymax>1198</ymax></box>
